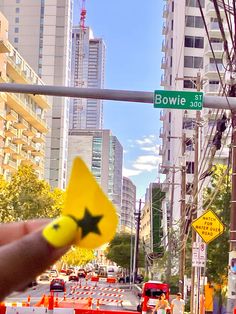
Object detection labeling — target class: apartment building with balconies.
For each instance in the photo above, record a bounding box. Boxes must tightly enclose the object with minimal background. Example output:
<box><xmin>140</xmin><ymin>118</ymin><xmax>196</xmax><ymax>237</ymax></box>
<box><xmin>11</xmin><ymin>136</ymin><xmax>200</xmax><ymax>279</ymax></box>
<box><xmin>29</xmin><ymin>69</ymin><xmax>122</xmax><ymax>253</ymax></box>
<box><xmin>160</xmin><ymin>0</ymin><xmax>230</xmax><ymax>240</ymax></box>
<box><xmin>0</xmin><ymin>12</ymin><xmax>50</xmax><ymax>180</ymax></box>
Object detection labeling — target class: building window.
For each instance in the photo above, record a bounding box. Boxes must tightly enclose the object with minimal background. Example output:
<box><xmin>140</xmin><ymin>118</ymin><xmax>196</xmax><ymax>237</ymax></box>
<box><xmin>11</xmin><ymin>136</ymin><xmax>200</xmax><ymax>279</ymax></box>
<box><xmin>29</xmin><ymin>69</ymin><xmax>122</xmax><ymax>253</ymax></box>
<box><xmin>171</xmin><ymin>38</ymin><xmax>173</xmax><ymax>49</ymax></box>
<box><xmin>186</xmin><ymin>0</ymin><xmax>205</xmax><ymax>7</ymax></box>
<box><xmin>184</xmin><ymin>80</ymin><xmax>196</xmax><ymax>89</ymax></box>
<box><xmin>16</xmin><ymin>0</ymin><xmax>20</xmax><ymax>3</ymax></box>
<box><xmin>172</xmin><ymin>1</ymin><xmax>174</xmax><ymax>12</ymax></box>
<box><xmin>14</xmin><ymin>27</ymin><xmax>19</xmax><ymax>33</ymax></box>
<box><xmin>170</xmin><ymin>74</ymin><xmax>172</xmax><ymax>85</ymax></box>
<box><xmin>15</xmin><ymin>7</ymin><xmax>20</xmax><ymax>13</ymax></box>
<box><xmin>186</xmin><ymin>138</ymin><xmax>194</xmax><ymax>151</ymax></box>
<box><xmin>168</xmin><ymin>150</ymin><xmax>170</xmax><ymax>161</ymax></box>
<box><xmin>185</xmin><ymin>36</ymin><xmax>204</xmax><ymax>48</ymax></box>
<box><xmin>186</xmin><ymin>183</ymin><xmax>193</xmax><ymax>195</ymax></box>
<box><xmin>186</xmin><ymin>161</ymin><xmax>195</xmax><ymax>174</ymax></box>
<box><xmin>183</xmin><ymin>118</ymin><xmax>196</xmax><ymax>129</ymax></box>
<box><xmin>14</xmin><ymin>37</ymin><xmax>18</xmax><ymax>43</ymax></box>
<box><xmin>186</xmin><ymin>15</ymin><xmax>204</xmax><ymax>28</ymax></box>
<box><xmin>171</xmin><ymin>20</ymin><xmax>174</xmax><ymax>30</ymax></box>
<box><xmin>15</xmin><ymin>17</ymin><xmax>19</xmax><ymax>23</ymax></box>
<box><xmin>184</xmin><ymin>56</ymin><xmax>203</xmax><ymax>68</ymax></box>
<box><xmin>169</xmin><ymin>112</ymin><xmax>171</xmax><ymax>123</ymax></box>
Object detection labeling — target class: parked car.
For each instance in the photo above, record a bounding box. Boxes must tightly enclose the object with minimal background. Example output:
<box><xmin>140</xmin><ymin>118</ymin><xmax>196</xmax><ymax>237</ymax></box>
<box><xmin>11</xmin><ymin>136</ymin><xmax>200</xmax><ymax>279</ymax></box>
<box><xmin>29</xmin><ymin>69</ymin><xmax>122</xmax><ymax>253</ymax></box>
<box><xmin>118</xmin><ymin>274</ymin><xmax>144</xmax><ymax>284</ymax></box>
<box><xmin>28</xmin><ymin>280</ymin><xmax>38</xmax><ymax>288</ymax></box>
<box><xmin>137</xmin><ymin>281</ymin><xmax>170</xmax><ymax>312</ymax></box>
<box><xmin>38</xmin><ymin>273</ymin><xmax>50</xmax><ymax>281</ymax></box>
<box><xmin>77</xmin><ymin>268</ymin><xmax>86</xmax><ymax>278</ymax></box>
<box><xmin>50</xmin><ymin>279</ymin><xmax>66</xmax><ymax>292</ymax></box>
<box><xmin>66</xmin><ymin>267</ymin><xmax>75</xmax><ymax>275</ymax></box>
<box><xmin>69</xmin><ymin>274</ymin><xmax>79</xmax><ymax>282</ymax></box>
<box><xmin>50</xmin><ymin>269</ymin><xmax>58</xmax><ymax>278</ymax></box>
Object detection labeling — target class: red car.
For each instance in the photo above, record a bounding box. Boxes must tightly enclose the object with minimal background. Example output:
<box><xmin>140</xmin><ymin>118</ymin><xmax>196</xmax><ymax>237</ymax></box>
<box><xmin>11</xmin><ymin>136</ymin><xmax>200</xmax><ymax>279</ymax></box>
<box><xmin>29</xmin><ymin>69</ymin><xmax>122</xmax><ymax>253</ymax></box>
<box><xmin>50</xmin><ymin>279</ymin><xmax>65</xmax><ymax>292</ymax></box>
<box><xmin>137</xmin><ymin>281</ymin><xmax>170</xmax><ymax>312</ymax></box>
<box><xmin>69</xmin><ymin>274</ymin><xmax>79</xmax><ymax>282</ymax></box>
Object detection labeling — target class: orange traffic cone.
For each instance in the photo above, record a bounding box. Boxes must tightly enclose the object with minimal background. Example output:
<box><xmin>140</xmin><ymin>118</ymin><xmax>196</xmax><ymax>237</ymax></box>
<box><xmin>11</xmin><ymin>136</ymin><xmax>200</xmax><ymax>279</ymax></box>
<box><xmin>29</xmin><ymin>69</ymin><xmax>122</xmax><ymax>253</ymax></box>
<box><xmin>27</xmin><ymin>295</ymin><xmax>31</xmax><ymax>307</ymax></box>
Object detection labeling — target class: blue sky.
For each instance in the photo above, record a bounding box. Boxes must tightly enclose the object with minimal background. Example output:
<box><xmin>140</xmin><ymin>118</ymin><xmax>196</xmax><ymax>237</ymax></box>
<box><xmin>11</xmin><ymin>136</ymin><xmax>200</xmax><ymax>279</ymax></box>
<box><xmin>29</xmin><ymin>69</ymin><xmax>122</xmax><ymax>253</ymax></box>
<box><xmin>74</xmin><ymin>0</ymin><xmax>163</xmax><ymax>201</ymax></box>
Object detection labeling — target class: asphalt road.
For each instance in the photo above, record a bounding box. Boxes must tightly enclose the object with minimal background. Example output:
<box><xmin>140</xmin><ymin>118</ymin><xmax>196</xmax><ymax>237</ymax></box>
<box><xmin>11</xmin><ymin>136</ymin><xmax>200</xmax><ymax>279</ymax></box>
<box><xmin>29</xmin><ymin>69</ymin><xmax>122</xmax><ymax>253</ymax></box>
<box><xmin>5</xmin><ymin>277</ymin><xmax>139</xmax><ymax>311</ymax></box>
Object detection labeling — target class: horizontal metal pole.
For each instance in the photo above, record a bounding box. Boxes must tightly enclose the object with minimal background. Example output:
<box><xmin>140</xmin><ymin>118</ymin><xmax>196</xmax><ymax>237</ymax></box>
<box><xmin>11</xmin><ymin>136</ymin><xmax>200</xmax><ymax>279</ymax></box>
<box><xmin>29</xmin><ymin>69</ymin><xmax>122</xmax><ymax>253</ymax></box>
<box><xmin>0</xmin><ymin>83</ymin><xmax>236</xmax><ymax>109</ymax></box>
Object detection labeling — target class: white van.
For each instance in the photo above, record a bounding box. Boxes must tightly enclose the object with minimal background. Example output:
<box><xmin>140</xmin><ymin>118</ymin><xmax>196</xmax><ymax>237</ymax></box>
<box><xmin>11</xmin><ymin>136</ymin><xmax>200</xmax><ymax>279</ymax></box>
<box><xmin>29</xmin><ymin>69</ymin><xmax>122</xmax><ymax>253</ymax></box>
<box><xmin>107</xmin><ymin>266</ymin><xmax>118</xmax><ymax>278</ymax></box>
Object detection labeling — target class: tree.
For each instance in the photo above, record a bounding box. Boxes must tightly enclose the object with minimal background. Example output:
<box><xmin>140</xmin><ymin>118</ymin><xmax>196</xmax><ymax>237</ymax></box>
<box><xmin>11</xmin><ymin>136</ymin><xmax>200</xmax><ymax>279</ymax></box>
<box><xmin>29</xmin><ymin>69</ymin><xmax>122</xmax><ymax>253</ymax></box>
<box><xmin>0</xmin><ymin>165</ymin><xmax>65</xmax><ymax>221</ymax></box>
<box><xmin>61</xmin><ymin>246</ymin><xmax>95</xmax><ymax>266</ymax></box>
<box><xmin>105</xmin><ymin>233</ymin><xmax>144</xmax><ymax>270</ymax></box>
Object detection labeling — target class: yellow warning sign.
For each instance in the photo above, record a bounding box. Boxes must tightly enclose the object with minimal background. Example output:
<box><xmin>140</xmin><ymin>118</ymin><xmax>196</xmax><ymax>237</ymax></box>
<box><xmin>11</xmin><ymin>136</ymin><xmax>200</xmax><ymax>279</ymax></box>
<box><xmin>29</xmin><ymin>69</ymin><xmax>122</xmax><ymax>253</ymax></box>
<box><xmin>191</xmin><ymin>210</ymin><xmax>225</xmax><ymax>244</ymax></box>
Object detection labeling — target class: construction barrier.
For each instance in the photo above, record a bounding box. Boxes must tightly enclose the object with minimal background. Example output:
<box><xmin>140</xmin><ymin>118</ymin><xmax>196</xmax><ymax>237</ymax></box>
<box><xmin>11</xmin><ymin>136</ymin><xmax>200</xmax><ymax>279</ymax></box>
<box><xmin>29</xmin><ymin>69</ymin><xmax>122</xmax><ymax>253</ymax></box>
<box><xmin>75</xmin><ymin>309</ymin><xmax>138</xmax><ymax>314</ymax></box>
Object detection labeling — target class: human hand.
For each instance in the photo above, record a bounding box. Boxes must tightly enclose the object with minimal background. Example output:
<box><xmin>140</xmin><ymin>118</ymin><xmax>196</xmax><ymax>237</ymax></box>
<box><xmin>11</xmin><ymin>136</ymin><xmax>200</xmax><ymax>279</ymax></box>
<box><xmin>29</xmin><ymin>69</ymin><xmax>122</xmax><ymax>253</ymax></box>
<box><xmin>0</xmin><ymin>219</ymin><xmax>70</xmax><ymax>300</ymax></box>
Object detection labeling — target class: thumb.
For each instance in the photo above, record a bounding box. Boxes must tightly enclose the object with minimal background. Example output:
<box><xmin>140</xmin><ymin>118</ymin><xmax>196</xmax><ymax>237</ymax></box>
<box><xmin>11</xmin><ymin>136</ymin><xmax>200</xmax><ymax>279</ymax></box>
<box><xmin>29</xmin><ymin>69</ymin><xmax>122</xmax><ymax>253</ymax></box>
<box><xmin>0</xmin><ymin>229</ymin><xmax>69</xmax><ymax>300</ymax></box>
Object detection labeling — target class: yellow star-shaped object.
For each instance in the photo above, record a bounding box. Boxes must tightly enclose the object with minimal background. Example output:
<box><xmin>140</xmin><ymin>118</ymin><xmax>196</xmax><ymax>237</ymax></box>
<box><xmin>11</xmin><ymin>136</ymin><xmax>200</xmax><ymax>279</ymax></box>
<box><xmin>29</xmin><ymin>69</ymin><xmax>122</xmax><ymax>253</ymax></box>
<box><xmin>63</xmin><ymin>157</ymin><xmax>118</xmax><ymax>249</ymax></box>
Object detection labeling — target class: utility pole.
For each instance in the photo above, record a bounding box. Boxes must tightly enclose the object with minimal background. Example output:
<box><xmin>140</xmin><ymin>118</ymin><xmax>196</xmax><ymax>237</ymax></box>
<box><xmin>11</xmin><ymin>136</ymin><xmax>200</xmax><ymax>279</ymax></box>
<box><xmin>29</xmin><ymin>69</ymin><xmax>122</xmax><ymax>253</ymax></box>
<box><xmin>179</xmin><ymin>133</ymin><xmax>186</xmax><ymax>295</ymax></box>
<box><xmin>190</xmin><ymin>72</ymin><xmax>201</xmax><ymax>314</ymax></box>
<box><xmin>166</xmin><ymin>166</ymin><xmax>175</xmax><ymax>282</ymax></box>
<box><xmin>133</xmin><ymin>199</ymin><xmax>142</xmax><ymax>283</ymax></box>
<box><xmin>227</xmin><ymin>84</ymin><xmax>236</xmax><ymax>311</ymax></box>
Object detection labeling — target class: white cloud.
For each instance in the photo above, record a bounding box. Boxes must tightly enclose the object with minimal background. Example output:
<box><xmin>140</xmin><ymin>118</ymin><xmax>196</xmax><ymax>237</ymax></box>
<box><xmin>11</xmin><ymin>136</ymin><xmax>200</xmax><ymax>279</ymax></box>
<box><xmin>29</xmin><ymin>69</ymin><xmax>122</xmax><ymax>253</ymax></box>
<box><xmin>123</xmin><ymin>167</ymin><xmax>142</xmax><ymax>177</ymax></box>
<box><xmin>140</xmin><ymin>145</ymin><xmax>159</xmax><ymax>153</ymax></box>
<box><xmin>133</xmin><ymin>155</ymin><xmax>161</xmax><ymax>172</ymax></box>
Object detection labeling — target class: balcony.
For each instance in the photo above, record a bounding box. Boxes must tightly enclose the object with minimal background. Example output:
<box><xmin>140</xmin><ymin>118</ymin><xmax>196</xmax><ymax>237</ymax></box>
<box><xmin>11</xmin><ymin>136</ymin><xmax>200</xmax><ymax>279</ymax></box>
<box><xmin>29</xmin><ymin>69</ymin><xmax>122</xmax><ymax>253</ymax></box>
<box><xmin>161</xmin><ymin>57</ymin><xmax>168</xmax><ymax>69</ymax></box>
<box><xmin>3</xmin><ymin>143</ymin><xmax>18</xmax><ymax>154</ymax></box>
<box><xmin>206</xmin><ymin>2</ymin><xmax>225</xmax><ymax>16</ymax></box>
<box><xmin>159</xmin><ymin>127</ymin><xmax>165</xmax><ymax>138</ymax></box>
<box><xmin>162</xmin><ymin>40</ymin><xmax>168</xmax><ymax>52</ymax></box>
<box><xmin>207</xmin><ymin>22</ymin><xmax>229</xmax><ymax>37</ymax></box>
<box><xmin>0</xmin><ymin>40</ymin><xmax>11</xmax><ymax>53</ymax></box>
<box><xmin>14</xmin><ymin>118</ymin><xmax>29</xmax><ymax>129</ymax></box>
<box><xmin>0</xmin><ymin>130</ymin><xmax>4</xmax><ymax>140</ymax></box>
<box><xmin>13</xmin><ymin>134</ymin><xmax>28</xmax><ymax>145</ymax></box>
<box><xmin>31</xmin><ymin>149</ymin><xmax>45</xmax><ymax>157</ymax></box>
<box><xmin>163</xmin><ymin>4</ymin><xmax>168</xmax><ymax>18</ymax></box>
<box><xmin>32</xmin><ymin>133</ymin><xmax>45</xmax><ymax>143</ymax></box>
<box><xmin>159</xmin><ymin>162</ymin><xmax>171</xmax><ymax>174</ymax></box>
<box><xmin>205</xmin><ymin>42</ymin><xmax>223</xmax><ymax>57</ymax></box>
<box><xmin>0</xmin><ymin>110</ymin><xmax>6</xmax><ymax>121</ymax></box>
<box><xmin>160</xmin><ymin>110</ymin><xmax>165</xmax><ymax>121</ymax></box>
<box><xmin>5</xmin><ymin>126</ymin><xmax>18</xmax><ymax>138</ymax></box>
<box><xmin>161</xmin><ymin>74</ymin><xmax>168</xmax><ymax>86</ymax></box>
<box><xmin>159</xmin><ymin>145</ymin><xmax>164</xmax><ymax>155</ymax></box>
<box><xmin>204</xmin><ymin>83</ymin><xmax>220</xmax><ymax>95</ymax></box>
<box><xmin>2</xmin><ymin>159</ymin><xmax>17</xmax><ymax>171</ymax></box>
<box><xmin>33</xmin><ymin>160</ymin><xmax>44</xmax><ymax>171</ymax></box>
<box><xmin>7</xmin><ymin>54</ymin><xmax>50</xmax><ymax>110</ymax></box>
<box><xmin>204</xmin><ymin>63</ymin><xmax>224</xmax><ymax>77</ymax></box>
<box><xmin>161</xmin><ymin>177</ymin><xmax>170</xmax><ymax>192</ymax></box>
<box><xmin>23</xmin><ymin>127</ymin><xmax>37</xmax><ymax>137</ymax></box>
<box><xmin>21</xmin><ymin>158</ymin><xmax>34</xmax><ymax>167</ymax></box>
<box><xmin>6</xmin><ymin>93</ymin><xmax>48</xmax><ymax>133</ymax></box>
<box><xmin>6</xmin><ymin>109</ymin><xmax>18</xmax><ymax>122</ymax></box>
<box><xmin>162</xmin><ymin>23</ymin><xmax>168</xmax><ymax>35</ymax></box>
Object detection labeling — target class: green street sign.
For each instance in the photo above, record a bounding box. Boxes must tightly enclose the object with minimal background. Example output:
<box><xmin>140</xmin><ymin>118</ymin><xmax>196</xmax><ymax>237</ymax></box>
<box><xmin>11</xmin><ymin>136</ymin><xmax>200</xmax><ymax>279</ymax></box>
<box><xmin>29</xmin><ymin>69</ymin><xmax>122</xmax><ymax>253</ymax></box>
<box><xmin>154</xmin><ymin>90</ymin><xmax>203</xmax><ymax>110</ymax></box>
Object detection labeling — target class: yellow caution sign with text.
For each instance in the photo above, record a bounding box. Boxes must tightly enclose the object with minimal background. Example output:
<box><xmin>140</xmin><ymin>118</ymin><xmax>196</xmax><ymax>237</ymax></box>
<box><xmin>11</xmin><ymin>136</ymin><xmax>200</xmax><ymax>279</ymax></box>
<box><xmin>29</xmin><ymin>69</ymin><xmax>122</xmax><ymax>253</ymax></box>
<box><xmin>62</xmin><ymin>157</ymin><xmax>118</xmax><ymax>249</ymax></box>
<box><xmin>191</xmin><ymin>210</ymin><xmax>225</xmax><ymax>244</ymax></box>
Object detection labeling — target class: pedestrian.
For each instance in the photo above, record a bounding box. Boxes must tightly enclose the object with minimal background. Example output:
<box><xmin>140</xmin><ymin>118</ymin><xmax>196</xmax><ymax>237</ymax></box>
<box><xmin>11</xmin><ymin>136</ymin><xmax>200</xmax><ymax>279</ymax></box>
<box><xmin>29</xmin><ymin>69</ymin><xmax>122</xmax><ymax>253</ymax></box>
<box><xmin>171</xmin><ymin>292</ymin><xmax>185</xmax><ymax>314</ymax></box>
<box><xmin>153</xmin><ymin>293</ymin><xmax>170</xmax><ymax>314</ymax></box>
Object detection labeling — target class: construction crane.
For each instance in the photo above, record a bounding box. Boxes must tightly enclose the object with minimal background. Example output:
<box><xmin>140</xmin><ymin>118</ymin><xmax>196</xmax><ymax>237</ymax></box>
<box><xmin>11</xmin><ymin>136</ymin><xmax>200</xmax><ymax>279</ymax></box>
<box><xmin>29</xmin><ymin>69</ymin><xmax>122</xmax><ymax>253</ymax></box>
<box><xmin>77</xmin><ymin>0</ymin><xmax>87</xmax><ymax>88</ymax></box>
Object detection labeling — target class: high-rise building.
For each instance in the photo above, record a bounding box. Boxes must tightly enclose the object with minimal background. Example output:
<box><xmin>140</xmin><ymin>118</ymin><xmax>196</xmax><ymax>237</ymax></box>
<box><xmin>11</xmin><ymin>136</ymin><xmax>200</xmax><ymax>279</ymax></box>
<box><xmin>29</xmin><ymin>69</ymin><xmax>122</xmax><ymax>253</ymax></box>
<box><xmin>67</xmin><ymin>129</ymin><xmax>123</xmax><ymax>215</ymax></box>
<box><xmin>70</xmin><ymin>26</ymin><xmax>105</xmax><ymax>130</ymax></box>
<box><xmin>0</xmin><ymin>12</ymin><xmax>50</xmax><ymax>180</ymax></box>
<box><xmin>0</xmin><ymin>0</ymin><xmax>73</xmax><ymax>189</ymax></box>
<box><xmin>121</xmin><ymin>177</ymin><xmax>136</xmax><ymax>233</ymax></box>
<box><xmin>160</xmin><ymin>0</ymin><xmax>230</xmax><ymax>240</ymax></box>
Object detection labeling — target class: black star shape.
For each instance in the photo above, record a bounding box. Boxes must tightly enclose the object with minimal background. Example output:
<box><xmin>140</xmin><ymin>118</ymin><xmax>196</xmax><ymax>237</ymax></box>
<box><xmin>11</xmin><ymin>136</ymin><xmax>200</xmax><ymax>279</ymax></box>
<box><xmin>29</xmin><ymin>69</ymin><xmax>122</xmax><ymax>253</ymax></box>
<box><xmin>77</xmin><ymin>208</ymin><xmax>103</xmax><ymax>239</ymax></box>
<box><xmin>52</xmin><ymin>223</ymin><xmax>60</xmax><ymax>230</ymax></box>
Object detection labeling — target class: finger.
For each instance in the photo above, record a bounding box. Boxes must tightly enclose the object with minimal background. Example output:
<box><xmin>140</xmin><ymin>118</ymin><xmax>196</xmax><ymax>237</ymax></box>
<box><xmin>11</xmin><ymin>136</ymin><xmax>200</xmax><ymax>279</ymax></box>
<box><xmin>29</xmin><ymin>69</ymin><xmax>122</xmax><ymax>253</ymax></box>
<box><xmin>0</xmin><ymin>219</ymin><xmax>50</xmax><ymax>245</ymax></box>
<box><xmin>0</xmin><ymin>229</ymin><xmax>69</xmax><ymax>300</ymax></box>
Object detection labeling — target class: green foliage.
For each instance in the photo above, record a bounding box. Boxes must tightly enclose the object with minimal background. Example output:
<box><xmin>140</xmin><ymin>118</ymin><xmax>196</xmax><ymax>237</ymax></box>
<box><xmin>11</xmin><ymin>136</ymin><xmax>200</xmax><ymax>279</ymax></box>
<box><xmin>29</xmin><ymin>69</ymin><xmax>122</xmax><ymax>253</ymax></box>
<box><xmin>203</xmin><ymin>164</ymin><xmax>230</xmax><ymax>284</ymax></box>
<box><xmin>61</xmin><ymin>246</ymin><xmax>95</xmax><ymax>266</ymax></box>
<box><xmin>152</xmin><ymin>187</ymin><xmax>165</xmax><ymax>253</ymax></box>
<box><xmin>0</xmin><ymin>165</ymin><xmax>65</xmax><ymax>222</ymax></box>
<box><xmin>105</xmin><ymin>232</ymin><xmax>145</xmax><ymax>269</ymax></box>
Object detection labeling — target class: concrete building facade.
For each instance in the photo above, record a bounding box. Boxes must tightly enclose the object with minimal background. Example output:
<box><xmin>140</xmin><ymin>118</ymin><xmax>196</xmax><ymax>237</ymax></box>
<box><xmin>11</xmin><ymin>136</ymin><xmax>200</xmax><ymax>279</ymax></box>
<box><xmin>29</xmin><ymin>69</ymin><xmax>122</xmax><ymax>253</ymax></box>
<box><xmin>0</xmin><ymin>0</ymin><xmax>74</xmax><ymax>189</ymax></box>
<box><xmin>67</xmin><ymin>129</ymin><xmax>123</xmax><ymax>216</ymax></box>
<box><xmin>160</xmin><ymin>0</ymin><xmax>230</xmax><ymax>244</ymax></box>
<box><xmin>121</xmin><ymin>176</ymin><xmax>136</xmax><ymax>233</ymax></box>
<box><xmin>0</xmin><ymin>12</ymin><xmax>50</xmax><ymax>180</ymax></box>
<box><xmin>70</xmin><ymin>26</ymin><xmax>105</xmax><ymax>130</ymax></box>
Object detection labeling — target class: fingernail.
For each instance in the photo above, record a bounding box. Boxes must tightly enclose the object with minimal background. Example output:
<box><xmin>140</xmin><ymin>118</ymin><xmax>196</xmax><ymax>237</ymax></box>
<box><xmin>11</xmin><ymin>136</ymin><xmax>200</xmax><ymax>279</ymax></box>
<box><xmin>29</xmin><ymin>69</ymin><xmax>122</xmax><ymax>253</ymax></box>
<box><xmin>42</xmin><ymin>216</ymin><xmax>78</xmax><ymax>248</ymax></box>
